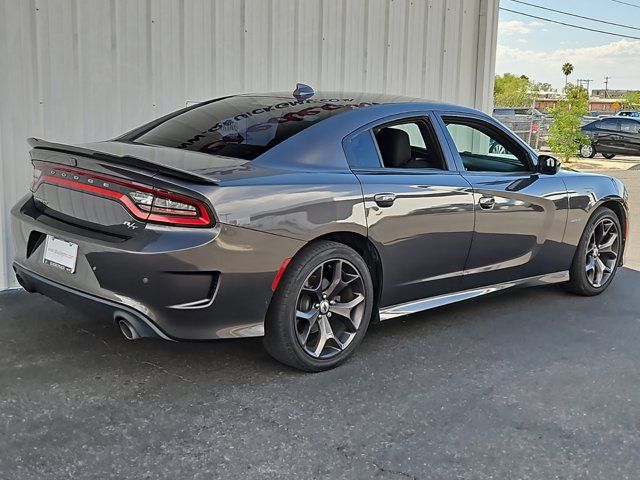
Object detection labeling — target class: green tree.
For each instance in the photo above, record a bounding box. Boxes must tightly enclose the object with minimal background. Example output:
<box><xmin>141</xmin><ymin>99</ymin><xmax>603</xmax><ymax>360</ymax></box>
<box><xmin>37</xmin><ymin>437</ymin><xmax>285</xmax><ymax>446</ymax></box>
<box><xmin>494</xmin><ymin>73</ymin><xmax>533</xmax><ymax>107</ymax></box>
<box><xmin>534</xmin><ymin>82</ymin><xmax>552</xmax><ymax>92</ymax></box>
<box><xmin>623</xmin><ymin>90</ymin><xmax>640</xmax><ymax>108</ymax></box>
<box><xmin>561</xmin><ymin>62</ymin><xmax>574</xmax><ymax>86</ymax></box>
<box><xmin>548</xmin><ymin>84</ymin><xmax>589</xmax><ymax>162</ymax></box>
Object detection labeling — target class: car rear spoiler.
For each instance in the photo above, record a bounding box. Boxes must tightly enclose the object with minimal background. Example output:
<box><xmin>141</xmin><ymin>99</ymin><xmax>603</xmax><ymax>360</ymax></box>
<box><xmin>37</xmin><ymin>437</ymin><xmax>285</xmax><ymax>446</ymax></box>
<box><xmin>27</xmin><ymin>137</ymin><xmax>218</xmax><ymax>185</ymax></box>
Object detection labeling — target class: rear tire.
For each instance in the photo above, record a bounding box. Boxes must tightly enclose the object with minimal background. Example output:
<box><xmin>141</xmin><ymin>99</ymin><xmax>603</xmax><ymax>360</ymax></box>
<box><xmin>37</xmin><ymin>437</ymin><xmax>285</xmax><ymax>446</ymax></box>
<box><xmin>264</xmin><ymin>240</ymin><xmax>374</xmax><ymax>372</ymax></box>
<box><xmin>566</xmin><ymin>207</ymin><xmax>621</xmax><ymax>296</ymax></box>
<box><xmin>602</xmin><ymin>153</ymin><xmax>616</xmax><ymax>159</ymax></box>
<box><xmin>580</xmin><ymin>143</ymin><xmax>596</xmax><ymax>158</ymax></box>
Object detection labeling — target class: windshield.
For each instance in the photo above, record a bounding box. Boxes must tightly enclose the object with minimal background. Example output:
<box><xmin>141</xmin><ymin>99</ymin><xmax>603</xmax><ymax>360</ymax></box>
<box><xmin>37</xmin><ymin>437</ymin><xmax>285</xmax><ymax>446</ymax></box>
<box><xmin>130</xmin><ymin>96</ymin><xmax>377</xmax><ymax>160</ymax></box>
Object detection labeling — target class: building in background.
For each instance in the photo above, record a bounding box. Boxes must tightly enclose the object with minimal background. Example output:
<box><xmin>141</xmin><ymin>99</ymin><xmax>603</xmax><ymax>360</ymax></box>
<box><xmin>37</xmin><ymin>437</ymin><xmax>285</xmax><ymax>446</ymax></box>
<box><xmin>534</xmin><ymin>97</ymin><xmax>623</xmax><ymax>115</ymax></box>
<box><xmin>591</xmin><ymin>89</ymin><xmax>636</xmax><ymax>99</ymax></box>
<box><xmin>0</xmin><ymin>0</ymin><xmax>499</xmax><ymax>290</ymax></box>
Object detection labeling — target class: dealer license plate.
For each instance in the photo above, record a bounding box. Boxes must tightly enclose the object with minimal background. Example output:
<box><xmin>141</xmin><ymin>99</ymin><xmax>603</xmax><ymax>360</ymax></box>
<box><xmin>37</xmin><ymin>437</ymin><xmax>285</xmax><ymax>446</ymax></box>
<box><xmin>43</xmin><ymin>235</ymin><xmax>78</xmax><ymax>273</ymax></box>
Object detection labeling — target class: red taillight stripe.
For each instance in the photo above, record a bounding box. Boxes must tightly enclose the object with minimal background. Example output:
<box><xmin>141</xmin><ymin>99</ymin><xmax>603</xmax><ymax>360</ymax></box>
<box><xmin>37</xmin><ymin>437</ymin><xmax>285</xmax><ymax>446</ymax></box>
<box><xmin>34</xmin><ymin>167</ymin><xmax>212</xmax><ymax>227</ymax></box>
<box><xmin>271</xmin><ymin>258</ymin><xmax>292</xmax><ymax>292</ymax></box>
<box><xmin>40</xmin><ymin>175</ymin><xmax>145</xmax><ymax>215</ymax></box>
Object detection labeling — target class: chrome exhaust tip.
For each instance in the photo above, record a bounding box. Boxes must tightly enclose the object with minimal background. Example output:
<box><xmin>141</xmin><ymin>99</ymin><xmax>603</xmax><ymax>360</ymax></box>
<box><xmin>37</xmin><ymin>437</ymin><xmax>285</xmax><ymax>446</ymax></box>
<box><xmin>117</xmin><ymin>317</ymin><xmax>140</xmax><ymax>340</ymax></box>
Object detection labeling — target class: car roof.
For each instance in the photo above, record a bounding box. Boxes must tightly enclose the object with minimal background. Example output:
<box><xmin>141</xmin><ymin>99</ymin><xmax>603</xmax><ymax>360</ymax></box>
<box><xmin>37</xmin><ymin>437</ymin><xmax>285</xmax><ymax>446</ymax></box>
<box><xmin>244</xmin><ymin>92</ymin><xmax>490</xmax><ymax>170</ymax></box>
<box><xmin>237</xmin><ymin>90</ymin><xmax>472</xmax><ymax>111</ymax></box>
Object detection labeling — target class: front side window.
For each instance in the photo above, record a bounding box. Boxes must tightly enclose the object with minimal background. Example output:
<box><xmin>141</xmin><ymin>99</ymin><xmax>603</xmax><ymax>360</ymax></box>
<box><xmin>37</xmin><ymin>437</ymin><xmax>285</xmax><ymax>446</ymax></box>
<box><xmin>620</xmin><ymin>119</ymin><xmax>640</xmax><ymax>133</ymax></box>
<box><xmin>443</xmin><ymin>119</ymin><xmax>530</xmax><ymax>173</ymax></box>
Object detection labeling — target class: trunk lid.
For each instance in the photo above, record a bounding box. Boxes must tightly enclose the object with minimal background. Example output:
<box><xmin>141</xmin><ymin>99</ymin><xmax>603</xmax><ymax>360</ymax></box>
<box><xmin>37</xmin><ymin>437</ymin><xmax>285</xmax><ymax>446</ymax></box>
<box><xmin>29</xmin><ymin>139</ymin><xmax>237</xmax><ymax>237</ymax></box>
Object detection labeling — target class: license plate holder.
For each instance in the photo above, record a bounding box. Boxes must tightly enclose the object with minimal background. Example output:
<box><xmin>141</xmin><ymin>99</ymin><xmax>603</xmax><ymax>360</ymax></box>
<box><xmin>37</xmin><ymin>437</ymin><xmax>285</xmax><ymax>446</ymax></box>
<box><xmin>43</xmin><ymin>235</ymin><xmax>78</xmax><ymax>273</ymax></box>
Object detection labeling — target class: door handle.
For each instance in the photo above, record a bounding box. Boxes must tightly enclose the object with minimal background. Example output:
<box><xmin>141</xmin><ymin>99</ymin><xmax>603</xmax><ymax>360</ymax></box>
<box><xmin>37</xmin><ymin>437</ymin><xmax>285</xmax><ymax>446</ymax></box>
<box><xmin>374</xmin><ymin>193</ymin><xmax>396</xmax><ymax>207</ymax></box>
<box><xmin>478</xmin><ymin>195</ymin><xmax>495</xmax><ymax>210</ymax></box>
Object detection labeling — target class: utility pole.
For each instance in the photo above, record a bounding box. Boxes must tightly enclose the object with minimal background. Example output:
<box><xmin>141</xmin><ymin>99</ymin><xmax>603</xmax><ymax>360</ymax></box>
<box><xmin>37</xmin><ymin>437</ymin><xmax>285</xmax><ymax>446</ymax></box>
<box><xmin>583</xmin><ymin>79</ymin><xmax>593</xmax><ymax>95</ymax></box>
<box><xmin>577</xmin><ymin>79</ymin><xmax>593</xmax><ymax>93</ymax></box>
<box><xmin>604</xmin><ymin>76</ymin><xmax>611</xmax><ymax>98</ymax></box>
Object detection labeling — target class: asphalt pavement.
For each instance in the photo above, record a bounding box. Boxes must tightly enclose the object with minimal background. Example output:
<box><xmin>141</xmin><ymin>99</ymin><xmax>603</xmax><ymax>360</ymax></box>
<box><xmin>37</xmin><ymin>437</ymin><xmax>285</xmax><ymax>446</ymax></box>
<box><xmin>1</xmin><ymin>170</ymin><xmax>639</xmax><ymax>479</ymax></box>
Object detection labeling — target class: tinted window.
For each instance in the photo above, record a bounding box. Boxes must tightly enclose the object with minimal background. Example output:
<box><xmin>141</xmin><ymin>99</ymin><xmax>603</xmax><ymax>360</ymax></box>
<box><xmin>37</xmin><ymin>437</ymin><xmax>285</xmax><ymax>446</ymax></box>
<box><xmin>344</xmin><ymin>130</ymin><xmax>381</xmax><ymax>169</ymax></box>
<box><xmin>130</xmin><ymin>96</ymin><xmax>377</xmax><ymax>160</ymax></box>
<box><xmin>387</xmin><ymin>123</ymin><xmax>426</xmax><ymax>148</ymax></box>
<box><xmin>373</xmin><ymin>119</ymin><xmax>446</xmax><ymax>170</ymax></box>
<box><xmin>621</xmin><ymin>119</ymin><xmax>640</xmax><ymax>133</ymax></box>
<box><xmin>444</xmin><ymin>119</ymin><xmax>530</xmax><ymax>173</ymax></box>
<box><xmin>597</xmin><ymin>119</ymin><xmax>620</xmax><ymax>131</ymax></box>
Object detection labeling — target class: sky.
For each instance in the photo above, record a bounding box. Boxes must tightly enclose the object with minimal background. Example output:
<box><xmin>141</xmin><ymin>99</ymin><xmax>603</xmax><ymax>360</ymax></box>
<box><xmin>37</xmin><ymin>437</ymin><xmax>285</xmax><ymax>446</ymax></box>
<box><xmin>496</xmin><ymin>0</ymin><xmax>640</xmax><ymax>92</ymax></box>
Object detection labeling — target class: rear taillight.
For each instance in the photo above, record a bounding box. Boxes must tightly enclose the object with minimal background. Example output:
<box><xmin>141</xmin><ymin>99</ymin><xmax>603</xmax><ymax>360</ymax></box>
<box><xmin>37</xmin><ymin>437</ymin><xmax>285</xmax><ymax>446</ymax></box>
<box><xmin>31</xmin><ymin>165</ymin><xmax>43</xmax><ymax>190</ymax></box>
<box><xmin>129</xmin><ymin>189</ymin><xmax>209</xmax><ymax>225</ymax></box>
<box><xmin>32</xmin><ymin>162</ymin><xmax>213</xmax><ymax>227</ymax></box>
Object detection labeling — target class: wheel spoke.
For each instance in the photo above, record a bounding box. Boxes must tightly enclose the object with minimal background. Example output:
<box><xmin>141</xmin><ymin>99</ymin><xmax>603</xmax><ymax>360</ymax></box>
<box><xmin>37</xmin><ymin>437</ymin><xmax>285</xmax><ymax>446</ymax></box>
<box><xmin>302</xmin><ymin>264</ymin><xmax>324</xmax><ymax>298</ymax></box>
<box><xmin>594</xmin><ymin>257</ymin><xmax>606</xmax><ymax>286</ymax></box>
<box><xmin>330</xmin><ymin>294</ymin><xmax>365</xmax><ymax>330</ymax></box>
<box><xmin>324</xmin><ymin>260</ymin><xmax>344</xmax><ymax>298</ymax></box>
<box><xmin>598</xmin><ymin>232</ymin><xmax>618</xmax><ymax>252</ymax></box>
<box><xmin>324</xmin><ymin>260</ymin><xmax>361</xmax><ymax>298</ymax></box>
<box><xmin>297</xmin><ymin>322</ymin><xmax>312</xmax><ymax>345</ymax></box>
<box><xmin>311</xmin><ymin>316</ymin><xmax>334</xmax><ymax>357</ymax></box>
<box><xmin>296</xmin><ymin>308</ymin><xmax>319</xmax><ymax>326</ymax></box>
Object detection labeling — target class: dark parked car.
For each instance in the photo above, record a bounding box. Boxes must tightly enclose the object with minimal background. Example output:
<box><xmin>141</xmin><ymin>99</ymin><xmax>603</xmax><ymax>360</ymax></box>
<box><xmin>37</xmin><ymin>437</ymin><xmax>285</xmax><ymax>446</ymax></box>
<box><xmin>581</xmin><ymin>117</ymin><xmax>640</xmax><ymax>158</ymax></box>
<box><xmin>11</xmin><ymin>86</ymin><xmax>629</xmax><ymax>371</ymax></box>
<box><xmin>615</xmin><ymin>110</ymin><xmax>640</xmax><ymax>118</ymax></box>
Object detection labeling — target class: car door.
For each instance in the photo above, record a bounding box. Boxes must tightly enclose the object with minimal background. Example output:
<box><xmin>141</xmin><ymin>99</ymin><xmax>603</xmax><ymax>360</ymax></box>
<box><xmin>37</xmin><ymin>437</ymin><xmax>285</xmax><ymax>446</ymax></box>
<box><xmin>343</xmin><ymin>113</ymin><xmax>475</xmax><ymax>307</ymax></box>
<box><xmin>435</xmin><ymin>112</ymin><xmax>568</xmax><ymax>289</ymax></box>
<box><xmin>593</xmin><ymin>118</ymin><xmax>622</xmax><ymax>153</ymax></box>
<box><xmin>619</xmin><ymin>119</ymin><xmax>640</xmax><ymax>155</ymax></box>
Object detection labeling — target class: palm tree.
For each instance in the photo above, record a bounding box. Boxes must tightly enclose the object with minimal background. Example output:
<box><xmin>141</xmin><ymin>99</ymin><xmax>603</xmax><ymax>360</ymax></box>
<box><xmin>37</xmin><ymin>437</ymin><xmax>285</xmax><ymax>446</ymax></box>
<box><xmin>562</xmin><ymin>62</ymin><xmax>574</xmax><ymax>86</ymax></box>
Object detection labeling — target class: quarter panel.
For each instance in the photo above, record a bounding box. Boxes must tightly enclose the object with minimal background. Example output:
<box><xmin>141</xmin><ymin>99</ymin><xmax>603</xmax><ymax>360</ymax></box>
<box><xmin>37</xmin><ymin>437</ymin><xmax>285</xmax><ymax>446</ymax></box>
<box><xmin>206</xmin><ymin>171</ymin><xmax>368</xmax><ymax>241</ymax></box>
<box><xmin>559</xmin><ymin>171</ymin><xmax>628</xmax><ymax>254</ymax></box>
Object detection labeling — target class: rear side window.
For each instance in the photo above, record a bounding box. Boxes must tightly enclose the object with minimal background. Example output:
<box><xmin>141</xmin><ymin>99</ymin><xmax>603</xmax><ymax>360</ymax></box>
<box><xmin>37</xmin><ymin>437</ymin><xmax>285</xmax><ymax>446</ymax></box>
<box><xmin>372</xmin><ymin>118</ymin><xmax>447</xmax><ymax>170</ymax></box>
<box><xmin>129</xmin><ymin>96</ymin><xmax>376</xmax><ymax>160</ymax></box>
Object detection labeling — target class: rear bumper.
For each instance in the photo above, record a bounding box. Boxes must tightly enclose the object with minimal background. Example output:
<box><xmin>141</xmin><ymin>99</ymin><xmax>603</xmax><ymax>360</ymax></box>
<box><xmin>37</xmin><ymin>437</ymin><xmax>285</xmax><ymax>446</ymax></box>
<box><xmin>13</xmin><ymin>264</ymin><xmax>172</xmax><ymax>340</ymax></box>
<box><xmin>11</xmin><ymin>195</ymin><xmax>306</xmax><ymax>340</ymax></box>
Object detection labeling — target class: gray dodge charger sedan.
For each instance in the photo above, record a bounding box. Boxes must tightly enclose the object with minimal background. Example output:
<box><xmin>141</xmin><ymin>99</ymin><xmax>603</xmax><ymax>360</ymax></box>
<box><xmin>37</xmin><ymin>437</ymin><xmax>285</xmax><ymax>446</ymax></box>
<box><xmin>11</xmin><ymin>86</ymin><xmax>629</xmax><ymax>371</ymax></box>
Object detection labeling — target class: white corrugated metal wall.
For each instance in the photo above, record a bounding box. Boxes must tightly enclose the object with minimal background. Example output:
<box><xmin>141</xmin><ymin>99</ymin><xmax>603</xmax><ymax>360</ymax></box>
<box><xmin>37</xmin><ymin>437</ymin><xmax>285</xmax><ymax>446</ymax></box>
<box><xmin>0</xmin><ymin>0</ymin><xmax>499</xmax><ymax>290</ymax></box>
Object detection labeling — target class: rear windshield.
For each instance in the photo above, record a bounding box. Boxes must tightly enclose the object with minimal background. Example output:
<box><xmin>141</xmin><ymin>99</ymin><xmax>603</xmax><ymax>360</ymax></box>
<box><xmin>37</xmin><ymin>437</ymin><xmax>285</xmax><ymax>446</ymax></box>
<box><xmin>130</xmin><ymin>96</ymin><xmax>376</xmax><ymax>160</ymax></box>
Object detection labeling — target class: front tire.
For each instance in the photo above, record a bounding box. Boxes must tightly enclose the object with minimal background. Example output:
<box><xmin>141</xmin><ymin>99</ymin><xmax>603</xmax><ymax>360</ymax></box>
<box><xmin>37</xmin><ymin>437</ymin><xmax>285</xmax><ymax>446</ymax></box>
<box><xmin>602</xmin><ymin>153</ymin><xmax>616</xmax><ymax>159</ymax></box>
<box><xmin>566</xmin><ymin>207</ymin><xmax>622</xmax><ymax>296</ymax></box>
<box><xmin>264</xmin><ymin>241</ymin><xmax>374</xmax><ymax>371</ymax></box>
<box><xmin>580</xmin><ymin>143</ymin><xmax>596</xmax><ymax>158</ymax></box>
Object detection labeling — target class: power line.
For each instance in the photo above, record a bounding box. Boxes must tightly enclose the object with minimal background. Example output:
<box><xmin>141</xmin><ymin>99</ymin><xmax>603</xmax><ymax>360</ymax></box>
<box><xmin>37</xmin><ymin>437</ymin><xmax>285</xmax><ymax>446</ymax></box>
<box><xmin>510</xmin><ymin>0</ymin><xmax>640</xmax><ymax>32</ymax></box>
<box><xmin>500</xmin><ymin>7</ymin><xmax>640</xmax><ymax>40</ymax></box>
<box><xmin>611</xmin><ymin>0</ymin><xmax>640</xmax><ymax>9</ymax></box>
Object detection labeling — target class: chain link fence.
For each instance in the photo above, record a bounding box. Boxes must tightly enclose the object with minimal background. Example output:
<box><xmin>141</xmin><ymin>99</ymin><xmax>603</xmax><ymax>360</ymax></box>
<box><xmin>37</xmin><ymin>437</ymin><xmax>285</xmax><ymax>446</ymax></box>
<box><xmin>494</xmin><ymin>114</ymin><xmax>598</xmax><ymax>152</ymax></box>
<box><xmin>493</xmin><ymin>114</ymin><xmax>551</xmax><ymax>150</ymax></box>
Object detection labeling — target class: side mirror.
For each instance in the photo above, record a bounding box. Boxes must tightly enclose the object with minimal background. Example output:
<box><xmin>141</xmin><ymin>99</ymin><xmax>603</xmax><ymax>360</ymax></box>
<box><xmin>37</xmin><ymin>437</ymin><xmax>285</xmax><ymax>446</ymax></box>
<box><xmin>538</xmin><ymin>154</ymin><xmax>561</xmax><ymax>175</ymax></box>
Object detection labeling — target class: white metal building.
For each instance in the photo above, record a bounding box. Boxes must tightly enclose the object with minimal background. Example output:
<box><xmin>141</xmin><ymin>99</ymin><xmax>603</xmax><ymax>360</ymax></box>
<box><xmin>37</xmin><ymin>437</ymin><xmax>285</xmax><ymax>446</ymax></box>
<box><xmin>0</xmin><ymin>0</ymin><xmax>499</xmax><ymax>290</ymax></box>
